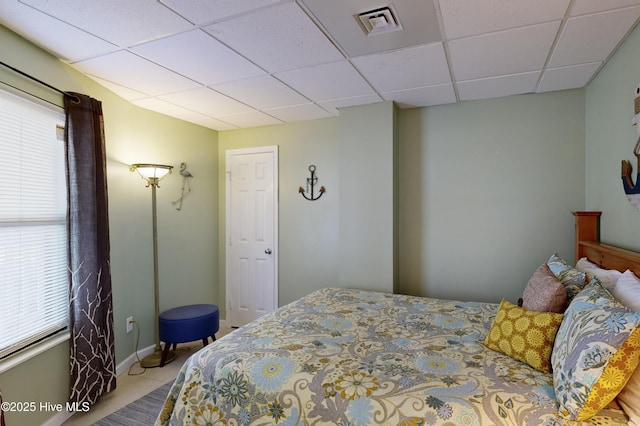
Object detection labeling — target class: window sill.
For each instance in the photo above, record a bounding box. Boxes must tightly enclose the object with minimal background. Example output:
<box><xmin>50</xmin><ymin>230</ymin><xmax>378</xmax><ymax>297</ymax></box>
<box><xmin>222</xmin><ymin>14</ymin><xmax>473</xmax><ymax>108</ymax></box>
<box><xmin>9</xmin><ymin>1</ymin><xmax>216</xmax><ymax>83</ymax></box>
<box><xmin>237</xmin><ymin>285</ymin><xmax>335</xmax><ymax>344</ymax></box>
<box><xmin>0</xmin><ymin>332</ymin><xmax>70</xmax><ymax>374</ymax></box>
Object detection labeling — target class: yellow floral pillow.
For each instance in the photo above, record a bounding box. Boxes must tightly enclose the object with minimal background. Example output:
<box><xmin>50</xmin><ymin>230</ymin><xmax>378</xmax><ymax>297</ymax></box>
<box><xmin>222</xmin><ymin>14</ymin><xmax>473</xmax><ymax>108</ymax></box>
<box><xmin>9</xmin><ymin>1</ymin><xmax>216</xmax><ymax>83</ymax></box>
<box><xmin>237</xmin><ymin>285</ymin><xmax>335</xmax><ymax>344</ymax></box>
<box><xmin>484</xmin><ymin>299</ymin><xmax>564</xmax><ymax>373</ymax></box>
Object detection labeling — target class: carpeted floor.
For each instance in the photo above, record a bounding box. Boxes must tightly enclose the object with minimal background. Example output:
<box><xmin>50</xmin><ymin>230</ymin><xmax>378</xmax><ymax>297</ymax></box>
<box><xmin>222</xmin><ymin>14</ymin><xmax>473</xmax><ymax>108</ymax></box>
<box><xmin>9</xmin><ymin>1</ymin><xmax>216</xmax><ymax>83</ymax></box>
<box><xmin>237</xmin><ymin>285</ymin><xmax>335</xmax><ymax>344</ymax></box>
<box><xmin>93</xmin><ymin>382</ymin><xmax>172</xmax><ymax>426</ymax></box>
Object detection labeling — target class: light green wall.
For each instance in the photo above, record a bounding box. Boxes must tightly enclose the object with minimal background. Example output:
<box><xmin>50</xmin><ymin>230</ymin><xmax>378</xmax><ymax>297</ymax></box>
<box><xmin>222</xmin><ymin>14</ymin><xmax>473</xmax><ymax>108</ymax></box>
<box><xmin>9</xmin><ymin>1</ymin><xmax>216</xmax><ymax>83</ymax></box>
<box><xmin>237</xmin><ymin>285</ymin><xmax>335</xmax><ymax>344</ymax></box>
<box><xmin>398</xmin><ymin>90</ymin><xmax>586</xmax><ymax>303</ymax></box>
<box><xmin>0</xmin><ymin>25</ymin><xmax>218</xmax><ymax>426</ymax></box>
<box><xmin>585</xmin><ymin>22</ymin><xmax>640</xmax><ymax>250</ymax></box>
<box><xmin>338</xmin><ymin>102</ymin><xmax>398</xmax><ymax>292</ymax></box>
<box><xmin>218</xmin><ymin>118</ymin><xmax>340</xmax><ymax>311</ymax></box>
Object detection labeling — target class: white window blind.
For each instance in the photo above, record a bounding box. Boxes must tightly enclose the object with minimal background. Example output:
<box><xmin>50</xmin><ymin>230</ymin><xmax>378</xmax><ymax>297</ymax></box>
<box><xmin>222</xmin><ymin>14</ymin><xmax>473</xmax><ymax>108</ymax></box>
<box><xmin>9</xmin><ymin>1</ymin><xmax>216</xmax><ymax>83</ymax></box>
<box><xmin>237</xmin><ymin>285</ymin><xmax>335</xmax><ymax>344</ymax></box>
<box><xmin>0</xmin><ymin>89</ymin><xmax>68</xmax><ymax>359</ymax></box>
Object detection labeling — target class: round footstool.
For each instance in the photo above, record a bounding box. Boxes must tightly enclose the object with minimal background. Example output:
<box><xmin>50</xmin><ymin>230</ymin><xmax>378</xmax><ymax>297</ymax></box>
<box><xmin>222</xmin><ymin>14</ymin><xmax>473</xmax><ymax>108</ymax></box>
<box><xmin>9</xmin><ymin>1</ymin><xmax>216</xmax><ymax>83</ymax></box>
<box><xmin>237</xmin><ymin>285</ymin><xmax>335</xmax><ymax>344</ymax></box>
<box><xmin>159</xmin><ymin>304</ymin><xmax>219</xmax><ymax>367</ymax></box>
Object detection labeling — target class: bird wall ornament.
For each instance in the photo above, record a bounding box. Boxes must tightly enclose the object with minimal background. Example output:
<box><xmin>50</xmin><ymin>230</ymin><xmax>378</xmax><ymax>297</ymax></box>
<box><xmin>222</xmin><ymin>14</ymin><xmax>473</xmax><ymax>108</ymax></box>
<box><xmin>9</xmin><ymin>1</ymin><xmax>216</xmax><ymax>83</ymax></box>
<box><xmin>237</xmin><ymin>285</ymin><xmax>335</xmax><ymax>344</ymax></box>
<box><xmin>172</xmin><ymin>162</ymin><xmax>193</xmax><ymax>211</ymax></box>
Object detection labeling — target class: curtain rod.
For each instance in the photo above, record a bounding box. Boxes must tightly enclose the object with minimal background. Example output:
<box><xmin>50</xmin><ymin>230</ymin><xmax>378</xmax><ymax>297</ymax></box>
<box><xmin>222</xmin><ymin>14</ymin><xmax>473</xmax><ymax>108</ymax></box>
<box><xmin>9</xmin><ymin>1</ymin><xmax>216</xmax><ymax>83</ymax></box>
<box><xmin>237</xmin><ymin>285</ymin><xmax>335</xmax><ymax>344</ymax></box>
<box><xmin>0</xmin><ymin>60</ymin><xmax>78</xmax><ymax>102</ymax></box>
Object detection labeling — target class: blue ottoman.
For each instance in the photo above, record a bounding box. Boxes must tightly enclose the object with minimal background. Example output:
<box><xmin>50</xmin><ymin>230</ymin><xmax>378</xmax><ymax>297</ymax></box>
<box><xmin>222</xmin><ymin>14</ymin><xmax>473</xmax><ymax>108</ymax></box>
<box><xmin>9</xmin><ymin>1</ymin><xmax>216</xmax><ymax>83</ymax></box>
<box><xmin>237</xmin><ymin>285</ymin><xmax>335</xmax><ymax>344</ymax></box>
<box><xmin>159</xmin><ymin>304</ymin><xmax>219</xmax><ymax>367</ymax></box>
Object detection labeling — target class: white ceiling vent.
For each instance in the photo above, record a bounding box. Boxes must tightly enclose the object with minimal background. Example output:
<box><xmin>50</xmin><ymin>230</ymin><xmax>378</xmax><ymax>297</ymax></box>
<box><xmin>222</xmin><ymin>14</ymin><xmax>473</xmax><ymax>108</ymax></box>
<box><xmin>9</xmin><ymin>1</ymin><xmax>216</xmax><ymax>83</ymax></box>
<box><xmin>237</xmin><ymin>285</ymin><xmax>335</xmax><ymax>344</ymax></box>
<box><xmin>357</xmin><ymin>5</ymin><xmax>403</xmax><ymax>36</ymax></box>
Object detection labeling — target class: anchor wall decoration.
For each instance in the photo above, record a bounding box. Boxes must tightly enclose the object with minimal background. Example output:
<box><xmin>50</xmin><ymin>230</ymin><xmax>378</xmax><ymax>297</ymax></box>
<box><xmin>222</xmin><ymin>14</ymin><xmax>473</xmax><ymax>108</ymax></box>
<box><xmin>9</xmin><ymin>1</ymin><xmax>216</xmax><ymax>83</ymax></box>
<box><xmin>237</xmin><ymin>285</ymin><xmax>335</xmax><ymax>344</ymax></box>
<box><xmin>621</xmin><ymin>83</ymin><xmax>640</xmax><ymax>210</ymax></box>
<box><xmin>298</xmin><ymin>164</ymin><xmax>326</xmax><ymax>201</ymax></box>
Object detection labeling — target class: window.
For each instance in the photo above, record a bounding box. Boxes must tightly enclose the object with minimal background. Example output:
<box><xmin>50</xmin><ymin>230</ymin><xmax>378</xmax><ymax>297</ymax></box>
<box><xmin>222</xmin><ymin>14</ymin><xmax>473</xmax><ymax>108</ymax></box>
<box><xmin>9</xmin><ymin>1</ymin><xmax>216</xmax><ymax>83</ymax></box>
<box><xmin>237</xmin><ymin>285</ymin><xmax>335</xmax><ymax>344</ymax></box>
<box><xmin>0</xmin><ymin>89</ymin><xmax>68</xmax><ymax>360</ymax></box>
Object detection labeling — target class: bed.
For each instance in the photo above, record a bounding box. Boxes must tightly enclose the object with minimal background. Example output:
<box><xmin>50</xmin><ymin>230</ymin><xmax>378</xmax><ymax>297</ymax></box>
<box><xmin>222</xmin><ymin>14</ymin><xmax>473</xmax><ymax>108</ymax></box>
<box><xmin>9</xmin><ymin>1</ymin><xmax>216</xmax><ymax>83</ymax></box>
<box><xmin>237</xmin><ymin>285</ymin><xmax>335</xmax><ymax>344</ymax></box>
<box><xmin>156</xmin><ymin>212</ymin><xmax>640</xmax><ymax>425</ymax></box>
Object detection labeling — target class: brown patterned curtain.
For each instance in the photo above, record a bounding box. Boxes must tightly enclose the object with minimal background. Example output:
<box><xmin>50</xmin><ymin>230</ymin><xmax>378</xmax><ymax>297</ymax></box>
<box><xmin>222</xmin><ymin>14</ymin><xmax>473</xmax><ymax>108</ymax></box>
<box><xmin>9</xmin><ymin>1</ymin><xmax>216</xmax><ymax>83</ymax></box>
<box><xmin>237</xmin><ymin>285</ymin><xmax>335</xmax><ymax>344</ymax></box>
<box><xmin>64</xmin><ymin>92</ymin><xmax>116</xmax><ymax>404</ymax></box>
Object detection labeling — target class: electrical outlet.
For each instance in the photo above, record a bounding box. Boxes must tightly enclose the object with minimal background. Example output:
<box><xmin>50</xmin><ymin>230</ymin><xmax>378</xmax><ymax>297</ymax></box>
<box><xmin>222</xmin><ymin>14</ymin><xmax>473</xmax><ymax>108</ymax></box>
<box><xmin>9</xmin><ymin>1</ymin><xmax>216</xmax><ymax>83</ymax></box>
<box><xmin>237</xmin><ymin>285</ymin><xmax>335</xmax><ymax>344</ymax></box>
<box><xmin>126</xmin><ymin>316</ymin><xmax>134</xmax><ymax>333</ymax></box>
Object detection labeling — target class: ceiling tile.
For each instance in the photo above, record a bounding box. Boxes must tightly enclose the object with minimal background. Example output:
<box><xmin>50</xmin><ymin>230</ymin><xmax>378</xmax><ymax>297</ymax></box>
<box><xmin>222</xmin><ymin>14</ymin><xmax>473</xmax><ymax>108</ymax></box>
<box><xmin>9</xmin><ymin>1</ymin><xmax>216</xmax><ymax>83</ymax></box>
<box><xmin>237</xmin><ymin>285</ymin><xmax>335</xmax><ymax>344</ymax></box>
<box><xmin>317</xmin><ymin>94</ymin><xmax>384</xmax><ymax>115</ymax></box>
<box><xmin>189</xmin><ymin>116</ymin><xmax>238</xmax><ymax>131</ymax></box>
<box><xmin>449</xmin><ymin>21</ymin><xmax>560</xmax><ymax>81</ymax></box>
<box><xmin>263</xmin><ymin>103</ymin><xmax>333</xmax><ymax>122</ymax></box>
<box><xmin>73</xmin><ymin>51</ymin><xmax>200</xmax><ymax>96</ymax></box>
<box><xmin>439</xmin><ymin>0</ymin><xmax>570</xmax><ymax>39</ymax></box>
<box><xmin>204</xmin><ymin>2</ymin><xmax>343</xmax><ymax>73</ymax></box>
<box><xmin>20</xmin><ymin>0</ymin><xmax>193</xmax><ymax>47</ymax></box>
<box><xmin>381</xmin><ymin>84</ymin><xmax>457</xmax><ymax>108</ymax></box>
<box><xmin>537</xmin><ymin>62</ymin><xmax>602</xmax><ymax>93</ymax></box>
<box><xmin>275</xmin><ymin>61</ymin><xmax>375</xmax><ymax>101</ymax></box>
<box><xmin>0</xmin><ymin>2</ymin><xmax>117</xmax><ymax>62</ymax></box>
<box><xmin>549</xmin><ymin>6</ymin><xmax>640</xmax><ymax>67</ymax></box>
<box><xmin>159</xmin><ymin>87</ymin><xmax>253</xmax><ymax>116</ymax></box>
<box><xmin>215</xmin><ymin>110</ymin><xmax>283</xmax><ymax>128</ymax></box>
<box><xmin>159</xmin><ymin>0</ymin><xmax>283</xmax><ymax>25</ymax></box>
<box><xmin>131</xmin><ymin>30</ymin><xmax>264</xmax><ymax>85</ymax></box>
<box><xmin>87</xmin><ymin>76</ymin><xmax>148</xmax><ymax>101</ymax></box>
<box><xmin>211</xmin><ymin>75</ymin><xmax>308</xmax><ymax>109</ymax></box>
<box><xmin>457</xmin><ymin>71</ymin><xmax>541</xmax><ymax>101</ymax></box>
<box><xmin>132</xmin><ymin>97</ymin><xmax>210</xmax><ymax>123</ymax></box>
<box><xmin>351</xmin><ymin>43</ymin><xmax>451</xmax><ymax>92</ymax></box>
<box><xmin>570</xmin><ymin>0</ymin><xmax>640</xmax><ymax>16</ymax></box>
<box><xmin>299</xmin><ymin>0</ymin><xmax>441</xmax><ymax>56</ymax></box>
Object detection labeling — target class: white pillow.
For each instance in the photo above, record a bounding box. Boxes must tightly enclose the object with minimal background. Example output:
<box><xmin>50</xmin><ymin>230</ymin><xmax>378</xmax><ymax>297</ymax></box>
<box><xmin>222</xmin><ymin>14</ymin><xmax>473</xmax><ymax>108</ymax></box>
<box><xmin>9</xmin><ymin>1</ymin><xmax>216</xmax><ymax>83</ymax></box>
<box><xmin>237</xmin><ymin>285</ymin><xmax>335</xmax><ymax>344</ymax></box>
<box><xmin>611</xmin><ymin>270</ymin><xmax>640</xmax><ymax>310</ymax></box>
<box><xmin>575</xmin><ymin>257</ymin><xmax>622</xmax><ymax>290</ymax></box>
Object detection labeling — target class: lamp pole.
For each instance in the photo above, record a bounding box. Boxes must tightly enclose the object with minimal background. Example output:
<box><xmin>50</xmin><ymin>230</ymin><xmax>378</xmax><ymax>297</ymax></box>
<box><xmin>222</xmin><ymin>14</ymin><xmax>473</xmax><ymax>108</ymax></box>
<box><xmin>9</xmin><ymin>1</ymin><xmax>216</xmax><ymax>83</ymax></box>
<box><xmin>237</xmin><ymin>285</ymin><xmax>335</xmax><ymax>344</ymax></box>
<box><xmin>130</xmin><ymin>164</ymin><xmax>175</xmax><ymax>368</ymax></box>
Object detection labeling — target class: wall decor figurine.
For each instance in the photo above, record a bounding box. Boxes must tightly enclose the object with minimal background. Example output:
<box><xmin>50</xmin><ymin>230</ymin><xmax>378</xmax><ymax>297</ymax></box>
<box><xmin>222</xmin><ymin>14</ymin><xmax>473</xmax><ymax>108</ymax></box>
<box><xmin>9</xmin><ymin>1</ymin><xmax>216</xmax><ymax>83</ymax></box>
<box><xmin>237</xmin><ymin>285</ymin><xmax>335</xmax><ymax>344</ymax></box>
<box><xmin>298</xmin><ymin>164</ymin><xmax>325</xmax><ymax>201</ymax></box>
<box><xmin>621</xmin><ymin>83</ymin><xmax>640</xmax><ymax>210</ymax></box>
<box><xmin>172</xmin><ymin>162</ymin><xmax>193</xmax><ymax>211</ymax></box>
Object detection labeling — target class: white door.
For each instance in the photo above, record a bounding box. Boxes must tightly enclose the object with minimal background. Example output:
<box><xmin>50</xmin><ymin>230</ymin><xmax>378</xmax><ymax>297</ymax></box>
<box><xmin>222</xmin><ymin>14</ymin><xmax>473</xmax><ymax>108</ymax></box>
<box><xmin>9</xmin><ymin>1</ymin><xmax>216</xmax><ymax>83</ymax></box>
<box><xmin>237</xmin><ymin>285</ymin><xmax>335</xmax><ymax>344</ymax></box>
<box><xmin>226</xmin><ymin>146</ymin><xmax>278</xmax><ymax>327</ymax></box>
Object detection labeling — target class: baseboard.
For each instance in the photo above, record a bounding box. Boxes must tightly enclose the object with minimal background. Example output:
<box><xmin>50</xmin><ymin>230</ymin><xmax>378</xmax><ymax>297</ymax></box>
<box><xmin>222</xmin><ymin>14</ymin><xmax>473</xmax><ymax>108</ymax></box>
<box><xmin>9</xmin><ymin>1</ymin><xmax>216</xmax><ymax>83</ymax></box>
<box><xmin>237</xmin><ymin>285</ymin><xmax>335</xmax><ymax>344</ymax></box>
<box><xmin>42</xmin><ymin>321</ymin><xmax>229</xmax><ymax>426</ymax></box>
<box><xmin>115</xmin><ymin>343</ymin><xmax>157</xmax><ymax>376</ymax></box>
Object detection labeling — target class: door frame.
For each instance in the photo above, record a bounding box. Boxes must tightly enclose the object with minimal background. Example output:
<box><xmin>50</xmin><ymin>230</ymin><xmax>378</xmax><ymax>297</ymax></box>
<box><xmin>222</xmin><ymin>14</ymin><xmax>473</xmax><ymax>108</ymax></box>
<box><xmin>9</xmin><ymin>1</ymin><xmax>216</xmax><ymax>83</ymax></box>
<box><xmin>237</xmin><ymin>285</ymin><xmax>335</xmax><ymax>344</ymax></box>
<box><xmin>225</xmin><ymin>145</ymin><xmax>279</xmax><ymax>327</ymax></box>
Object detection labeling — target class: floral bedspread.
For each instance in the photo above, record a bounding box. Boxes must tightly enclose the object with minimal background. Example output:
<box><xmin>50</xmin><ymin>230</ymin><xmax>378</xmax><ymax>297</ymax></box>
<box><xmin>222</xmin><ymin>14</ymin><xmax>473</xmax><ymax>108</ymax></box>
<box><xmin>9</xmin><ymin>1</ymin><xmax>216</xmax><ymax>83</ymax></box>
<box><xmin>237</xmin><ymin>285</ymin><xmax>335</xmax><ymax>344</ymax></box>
<box><xmin>156</xmin><ymin>288</ymin><xmax>628</xmax><ymax>425</ymax></box>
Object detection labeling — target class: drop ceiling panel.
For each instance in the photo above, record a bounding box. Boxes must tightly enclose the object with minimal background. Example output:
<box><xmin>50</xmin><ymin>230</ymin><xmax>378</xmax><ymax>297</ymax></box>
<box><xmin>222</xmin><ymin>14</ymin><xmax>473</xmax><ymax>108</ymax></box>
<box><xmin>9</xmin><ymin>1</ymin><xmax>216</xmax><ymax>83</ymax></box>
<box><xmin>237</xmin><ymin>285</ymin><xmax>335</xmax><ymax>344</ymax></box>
<box><xmin>537</xmin><ymin>62</ymin><xmax>602</xmax><ymax>93</ymax></box>
<box><xmin>317</xmin><ymin>94</ymin><xmax>384</xmax><ymax>115</ymax></box>
<box><xmin>211</xmin><ymin>76</ymin><xmax>309</xmax><ymax>109</ymax></box>
<box><xmin>132</xmin><ymin>97</ymin><xmax>210</xmax><ymax>123</ymax></box>
<box><xmin>0</xmin><ymin>2</ymin><xmax>117</xmax><ymax>62</ymax></box>
<box><xmin>439</xmin><ymin>0</ymin><xmax>570</xmax><ymax>39</ymax></box>
<box><xmin>159</xmin><ymin>87</ymin><xmax>253</xmax><ymax>116</ymax></box>
<box><xmin>159</xmin><ymin>0</ymin><xmax>283</xmax><ymax>25</ymax></box>
<box><xmin>570</xmin><ymin>0</ymin><xmax>640</xmax><ymax>16</ymax></box>
<box><xmin>351</xmin><ymin>43</ymin><xmax>450</xmax><ymax>93</ymax></box>
<box><xmin>457</xmin><ymin>71</ymin><xmax>540</xmax><ymax>101</ymax></box>
<box><xmin>131</xmin><ymin>30</ymin><xmax>264</xmax><ymax>86</ymax></box>
<box><xmin>205</xmin><ymin>2</ymin><xmax>343</xmax><ymax>73</ymax></box>
<box><xmin>211</xmin><ymin>75</ymin><xmax>308</xmax><ymax>110</ymax></box>
<box><xmin>73</xmin><ymin>51</ymin><xmax>200</xmax><ymax>96</ymax></box>
<box><xmin>449</xmin><ymin>21</ymin><xmax>560</xmax><ymax>81</ymax></box>
<box><xmin>299</xmin><ymin>0</ymin><xmax>441</xmax><ymax>56</ymax></box>
<box><xmin>275</xmin><ymin>61</ymin><xmax>375</xmax><ymax>101</ymax></box>
<box><xmin>549</xmin><ymin>7</ymin><xmax>640</xmax><ymax>68</ymax></box>
<box><xmin>216</xmin><ymin>110</ymin><xmax>283</xmax><ymax>128</ymax></box>
<box><xmin>88</xmin><ymin>76</ymin><xmax>148</xmax><ymax>101</ymax></box>
<box><xmin>20</xmin><ymin>0</ymin><xmax>193</xmax><ymax>47</ymax></box>
<box><xmin>264</xmin><ymin>103</ymin><xmax>333</xmax><ymax>122</ymax></box>
<box><xmin>381</xmin><ymin>84</ymin><xmax>457</xmax><ymax>108</ymax></box>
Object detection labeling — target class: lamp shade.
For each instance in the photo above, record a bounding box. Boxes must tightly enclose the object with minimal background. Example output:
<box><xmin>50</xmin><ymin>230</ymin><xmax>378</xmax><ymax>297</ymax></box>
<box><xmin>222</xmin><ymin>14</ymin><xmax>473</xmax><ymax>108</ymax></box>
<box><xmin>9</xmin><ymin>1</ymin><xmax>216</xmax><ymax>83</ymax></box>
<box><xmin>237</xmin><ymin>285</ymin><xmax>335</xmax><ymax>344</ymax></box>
<box><xmin>130</xmin><ymin>163</ymin><xmax>173</xmax><ymax>185</ymax></box>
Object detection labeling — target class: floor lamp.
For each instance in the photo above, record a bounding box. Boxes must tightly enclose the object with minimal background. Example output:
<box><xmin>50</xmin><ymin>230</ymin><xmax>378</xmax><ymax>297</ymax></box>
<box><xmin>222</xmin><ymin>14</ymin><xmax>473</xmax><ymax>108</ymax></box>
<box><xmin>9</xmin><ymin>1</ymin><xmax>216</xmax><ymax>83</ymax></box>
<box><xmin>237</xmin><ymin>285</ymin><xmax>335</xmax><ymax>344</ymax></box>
<box><xmin>130</xmin><ymin>163</ymin><xmax>176</xmax><ymax>368</ymax></box>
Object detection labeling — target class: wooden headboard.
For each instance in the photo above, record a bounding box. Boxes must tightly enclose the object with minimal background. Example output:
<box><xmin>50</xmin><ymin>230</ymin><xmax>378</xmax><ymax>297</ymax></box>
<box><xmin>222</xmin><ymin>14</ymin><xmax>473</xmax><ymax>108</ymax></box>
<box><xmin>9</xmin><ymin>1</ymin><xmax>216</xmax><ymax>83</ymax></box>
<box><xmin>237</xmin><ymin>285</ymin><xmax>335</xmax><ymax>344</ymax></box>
<box><xmin>573</xmin><ymin>211</ymin><xmax>640</xmax><ymax>276</ymax></box>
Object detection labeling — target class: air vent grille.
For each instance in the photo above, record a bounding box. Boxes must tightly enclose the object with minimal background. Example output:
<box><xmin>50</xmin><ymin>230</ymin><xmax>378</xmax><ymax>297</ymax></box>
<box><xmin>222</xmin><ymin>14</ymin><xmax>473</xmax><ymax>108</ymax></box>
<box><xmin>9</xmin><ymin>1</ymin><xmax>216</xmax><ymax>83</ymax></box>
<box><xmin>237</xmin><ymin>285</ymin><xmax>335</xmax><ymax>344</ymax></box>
<box><xmin>357</xmin><ymin>5</ymin><xmax>403</xmax><ymax>36</ymax></box>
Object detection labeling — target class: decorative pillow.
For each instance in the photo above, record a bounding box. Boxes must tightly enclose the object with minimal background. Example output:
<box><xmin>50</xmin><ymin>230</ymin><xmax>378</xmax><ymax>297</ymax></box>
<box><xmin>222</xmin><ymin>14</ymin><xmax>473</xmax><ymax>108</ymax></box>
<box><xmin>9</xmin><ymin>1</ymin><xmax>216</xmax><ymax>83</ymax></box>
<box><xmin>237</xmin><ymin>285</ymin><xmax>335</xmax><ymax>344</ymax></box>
<box><xmin>547</xmin><ymin>253</ymin><xmax>588</xmax><ymax>300</ymax></box>
<box><xmin>522</xmin><ymin>263</ymin><xmax>567</xmax><ymax>313</ymax></box>
<box><xmin>551</xmin><ymin>279</ymin><xmax>640</xmax><ymax>421</ymax></box>
<box><xmin>575</xmin><ymin>257</ymin><xmax>622</xmax><ymax>291</ymax></box>
<box><xmin>611</xmin><ymin>269</ymin><xmax>640</xmax><ymax>311</ymax></box>
<box><xmin>484</xmin><ymin>299</ymin><xmax>564</xmax><ymax>373</ymax></box>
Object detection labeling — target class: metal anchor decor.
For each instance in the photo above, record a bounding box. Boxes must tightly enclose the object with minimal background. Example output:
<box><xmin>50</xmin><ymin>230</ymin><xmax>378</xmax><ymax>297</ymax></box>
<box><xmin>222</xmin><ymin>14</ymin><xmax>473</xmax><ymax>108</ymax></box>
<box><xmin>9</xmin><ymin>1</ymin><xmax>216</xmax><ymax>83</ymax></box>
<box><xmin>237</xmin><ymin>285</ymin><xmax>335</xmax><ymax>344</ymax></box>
<box><xmin>621</xmin><ymin>83</ymin><xmax>640</xmax><ymax>210</ymax></box>
<box><xmin>298</xmin><ymin>164</ymin><xmax>326</xmax><ymax>201</ymax></box>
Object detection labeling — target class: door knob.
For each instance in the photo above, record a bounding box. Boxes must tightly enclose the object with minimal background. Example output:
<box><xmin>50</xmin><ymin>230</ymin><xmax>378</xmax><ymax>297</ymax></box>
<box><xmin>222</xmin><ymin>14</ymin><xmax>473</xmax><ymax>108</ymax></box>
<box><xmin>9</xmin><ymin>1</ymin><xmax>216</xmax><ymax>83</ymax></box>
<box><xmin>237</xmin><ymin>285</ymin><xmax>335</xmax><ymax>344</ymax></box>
<box><xmin>265</xmin><ymin>248</ymin><xmax>272</xmax><ymax>255</ymax></box>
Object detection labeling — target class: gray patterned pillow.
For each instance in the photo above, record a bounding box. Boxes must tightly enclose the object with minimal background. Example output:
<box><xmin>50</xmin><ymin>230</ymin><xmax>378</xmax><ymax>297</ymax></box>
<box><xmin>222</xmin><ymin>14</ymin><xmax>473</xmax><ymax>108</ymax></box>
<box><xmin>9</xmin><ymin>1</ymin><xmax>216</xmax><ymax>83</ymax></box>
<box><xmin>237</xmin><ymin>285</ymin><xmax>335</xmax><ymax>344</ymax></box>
<box><xmin>547</xmin><ymin>253</ymin><xmax>588</xmax><ymax>300</ymax></box>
